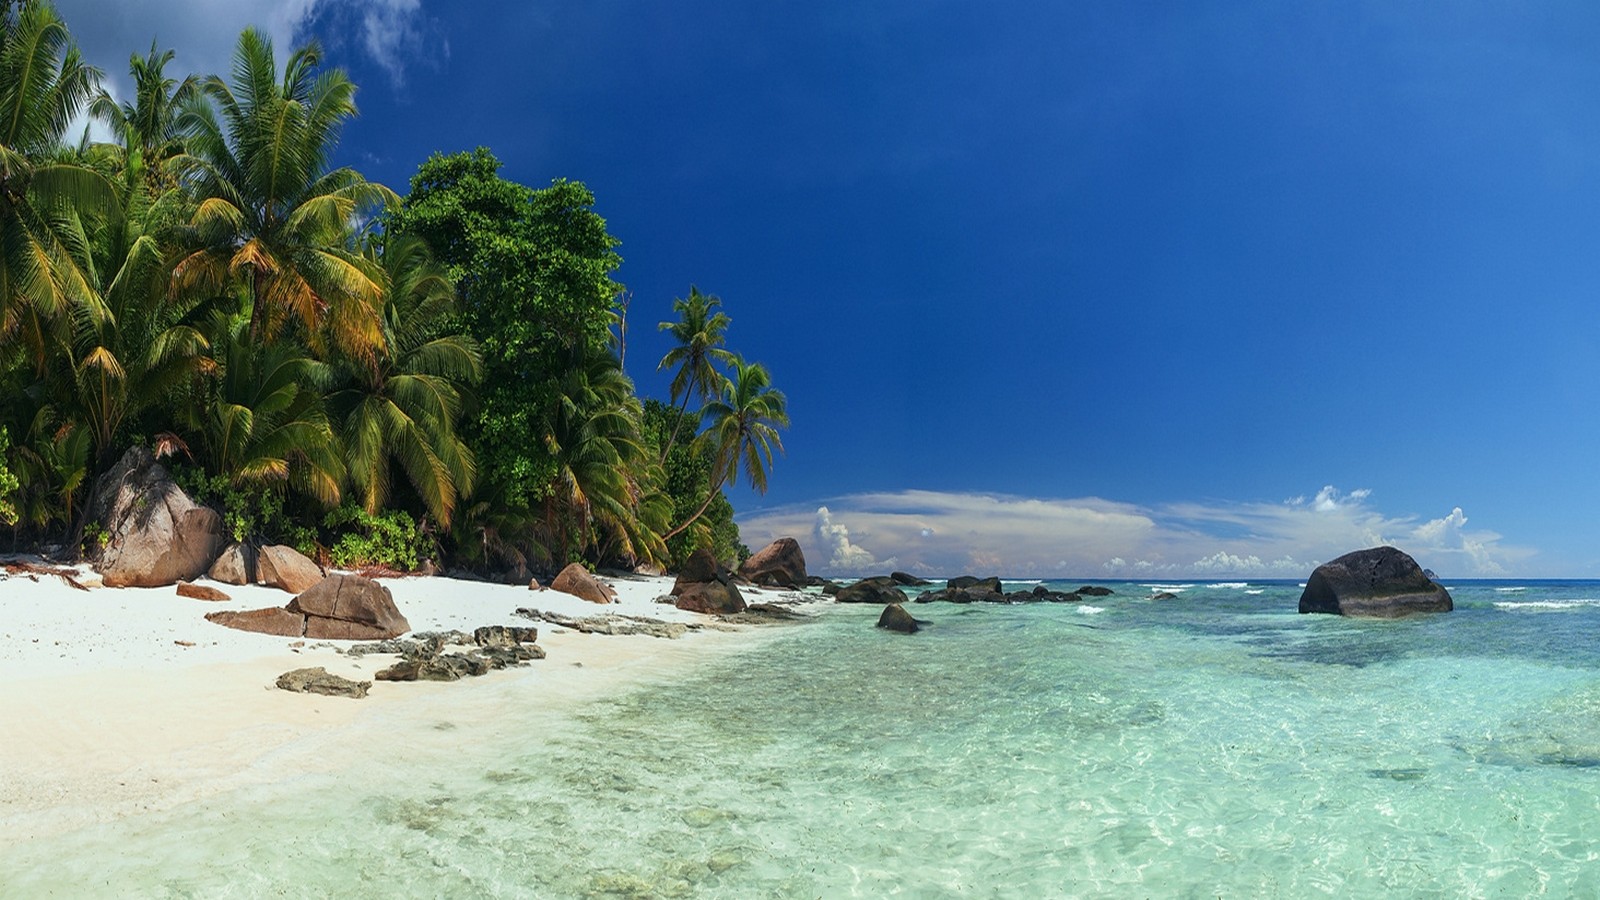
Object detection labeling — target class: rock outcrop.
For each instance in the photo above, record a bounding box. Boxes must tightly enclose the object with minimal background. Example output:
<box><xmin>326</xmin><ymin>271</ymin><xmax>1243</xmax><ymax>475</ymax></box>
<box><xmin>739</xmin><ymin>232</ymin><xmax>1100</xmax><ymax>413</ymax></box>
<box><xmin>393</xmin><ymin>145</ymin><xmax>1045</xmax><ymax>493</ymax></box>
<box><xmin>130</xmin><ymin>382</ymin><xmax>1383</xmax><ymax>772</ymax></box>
<box><xmin>515</xmin><ymin>608</ymin><xmax>695</xmax><ymax>639</ymax></box>
<box><xmin>890</xmin><ymin>571</ymin><xmax>932</xmax><ymax>586</ymax></box>
<box><xmin>205</xmin><ymin>606</ymin><xmax>307</xmax><ymax>637</ymax></box>
<box><xmin>90</xmin><ymin>447</ymin><xmax>223</xmax><ymax>588</ymax></box>
<box><xmin>671</xmin><ymin>548</ymin><xmax>746</xmax><ymax>614</ymax></box>
<box><xmin>288</xmin><ymin>573</ymin><xmax>411</xmax><ymax>640</ymax></box>
<box><xmin>207</xmin><ymin>543</ymin><xmax>256</xmax><ymax>585</ymax></box>
<box><xmin>835</xmin><ymin>576</ymin><xmax>908</xmax><ymax>605</ymax></box>
<box><xmin>257</xmin><ymin>544</ymin><xmax>323</xmax><ymax>593</ymax></box>
<box><xmin>737</xmin><ymin>538</ymin><xmax>807</xmax><ymax>588</ymax></box>
<box><xmin>551</xmin><ymin>562</ymin><xmax>616</xmax><ymax>604</ymax></box>
<box><xmin>207</xmin><ymin>574</ymin><xmax>411</xmax><ymax>639</ymax></box>
<box><xmin>275</xmin><ymin>666</ymin><xmax>370</xmax><ymax>699</ymax></box>
<box><xmin>877</xmin><ymin>603</ymin><xmax>922</xmax><ymax>634</ymax></box>
<box><xmin>370</xmin><ymin>628</ymin><xmax>544</xmax><ymax>682</ymax></box>
<box><xmin>1298</xmin><ymin>546</ymin><xmax>1453</xmax><ymax>618</ymax></box>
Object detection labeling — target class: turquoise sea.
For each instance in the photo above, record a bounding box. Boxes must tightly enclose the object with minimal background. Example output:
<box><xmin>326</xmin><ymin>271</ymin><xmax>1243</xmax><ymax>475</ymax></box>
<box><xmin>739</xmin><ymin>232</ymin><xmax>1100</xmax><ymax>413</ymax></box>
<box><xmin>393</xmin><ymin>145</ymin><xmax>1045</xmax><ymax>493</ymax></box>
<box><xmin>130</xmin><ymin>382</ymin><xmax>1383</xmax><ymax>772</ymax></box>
<box><xmin>7</xmin><ymin>579</ymin><xmax>1600</xmax><ymax>897</ymax></box>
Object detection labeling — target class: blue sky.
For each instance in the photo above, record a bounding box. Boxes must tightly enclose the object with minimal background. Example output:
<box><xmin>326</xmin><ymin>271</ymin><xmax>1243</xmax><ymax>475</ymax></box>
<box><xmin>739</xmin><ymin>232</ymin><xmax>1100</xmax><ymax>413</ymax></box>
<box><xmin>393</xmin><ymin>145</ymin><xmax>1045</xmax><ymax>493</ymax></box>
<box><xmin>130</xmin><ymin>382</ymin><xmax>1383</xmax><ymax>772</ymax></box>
<box><xmin>61</xmin><ymin>1</ymin><xmax>1600</xmax><ymax>577</ymax></box>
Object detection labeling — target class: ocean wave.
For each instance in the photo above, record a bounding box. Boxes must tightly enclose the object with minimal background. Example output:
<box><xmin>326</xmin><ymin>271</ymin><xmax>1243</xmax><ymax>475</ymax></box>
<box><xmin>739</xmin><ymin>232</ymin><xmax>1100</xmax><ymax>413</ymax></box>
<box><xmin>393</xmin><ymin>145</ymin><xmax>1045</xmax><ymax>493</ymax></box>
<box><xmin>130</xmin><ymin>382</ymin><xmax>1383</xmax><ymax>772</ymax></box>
<box><xmin>1003</xmin><ymin>579</ymin><xmax>1043</xmax><ymax>586</ymax></box>
<box><xmin>1493</xmin><ymin>587</ymin><xmax>1527</xmax><ymax>594</ymax></box>
<box><xmin>1244</xmin><ymin>589</ymin><xmax>1265</xmax><ymax>595</ymax></box>
<box><xmin>1078</xmin><ymin>605</ymin><xmax>1105</xmax><ymax>615</ymax></box>
<box><xmin>1141</xmin><ymin>583</ymin><xmax>1195</xmax><ymax>593</ymax></box>
<box><xmin>1493</xmin><ymin>599</ymin><xmax>1600</xmax><ymax>612</ymax></box>
<box><xmin>1206</xmin><ymin>582</ymin><xmax>1249</xmax><ymax>590</ymax></box>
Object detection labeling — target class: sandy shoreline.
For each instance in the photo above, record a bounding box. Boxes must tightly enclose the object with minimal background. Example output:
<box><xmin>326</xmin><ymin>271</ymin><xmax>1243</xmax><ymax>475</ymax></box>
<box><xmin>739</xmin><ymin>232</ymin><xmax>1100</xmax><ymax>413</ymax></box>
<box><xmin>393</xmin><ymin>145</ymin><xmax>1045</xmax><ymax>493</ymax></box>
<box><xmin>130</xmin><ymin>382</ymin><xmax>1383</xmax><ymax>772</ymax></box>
<box><xmin>0</xmin><ymin>566</ymin><xmax>811</xmax><ymax>847</ymax></box>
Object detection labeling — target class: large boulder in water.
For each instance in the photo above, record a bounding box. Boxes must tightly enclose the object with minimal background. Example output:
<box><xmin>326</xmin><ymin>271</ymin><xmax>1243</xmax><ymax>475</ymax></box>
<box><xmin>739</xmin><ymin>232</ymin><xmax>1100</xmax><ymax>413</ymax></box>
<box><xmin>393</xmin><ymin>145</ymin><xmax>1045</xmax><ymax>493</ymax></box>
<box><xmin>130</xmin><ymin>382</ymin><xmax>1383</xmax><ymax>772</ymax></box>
<box><xmin>288</xmin><ymin>573</ymin><xmax>411</xmax><ymax>640</ymax></box>
<box><xmin>89</xmin><ymin>447</ymin><xmax>224</xmax><ymax>588</ymax></box>
<box><xmin>1298</xmin><ymin>546</ymin><xmax>1452</xmax><ymax>617</ymax></box>
<box><xmin>737</xmin><ymin>538</ymin><xmax>807</xmax><ymax>588</ymax></box>
<box><xmin>836</xmin><ymin>576</ymin><xmax>908</xmax><ymax>605</ymax></box>
<box><xmin>877</xmin><ymin>603</ymin><xmax>921</xmax><ymax>634</ymax></box>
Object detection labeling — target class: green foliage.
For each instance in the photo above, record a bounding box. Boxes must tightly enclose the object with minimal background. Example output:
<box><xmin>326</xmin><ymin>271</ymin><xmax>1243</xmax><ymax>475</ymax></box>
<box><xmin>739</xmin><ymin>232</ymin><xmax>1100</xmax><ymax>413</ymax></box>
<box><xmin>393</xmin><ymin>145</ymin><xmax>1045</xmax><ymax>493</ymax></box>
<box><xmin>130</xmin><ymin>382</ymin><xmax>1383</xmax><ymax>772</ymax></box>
<box><xmin>322</xmin><ymin>503</ymin><xmax>434</xmax><ymax>571</ymax></box>
<box><xmin>393</xmin><ymin>150</ymin><xmax>623</xmax><ymax>516</ymax></box>
<box><xmin>642</xmin><ymin>399</ymin><xmax>742</xmax><ymax>568</ymax></box>
<box><xmin>0</xmin><ymin>427</ymin><xmax>20</xmax><ymax>527</ymax></box>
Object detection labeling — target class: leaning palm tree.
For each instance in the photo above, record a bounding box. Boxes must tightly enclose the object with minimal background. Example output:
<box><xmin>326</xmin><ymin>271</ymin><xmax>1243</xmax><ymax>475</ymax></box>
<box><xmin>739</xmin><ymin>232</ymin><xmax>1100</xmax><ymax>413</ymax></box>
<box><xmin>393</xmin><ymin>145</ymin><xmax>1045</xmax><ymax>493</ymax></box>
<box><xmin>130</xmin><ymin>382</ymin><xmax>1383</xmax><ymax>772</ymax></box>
<box><xmin>661</xmin><ymin>354</ymin><xmax>787</xmax><ymax>542</ymax></box>
<box><xmin>333</xmin><ymin>234</ymin><xmax>480</xmax><ymax>528</ymax></box>
<box><xmin>655</xmin><ymin>286</ymin><xmax>733</xmax><ymax>461</ymax></box>
<box><xmin>0</xmin><ymin>1</ymin><xmax>113</xmax><ymax>371</ymax></box>
<box><xmin>170</xmin><ymin>27</ymin><xmax>395</xmax><ymax>361</ymax></box>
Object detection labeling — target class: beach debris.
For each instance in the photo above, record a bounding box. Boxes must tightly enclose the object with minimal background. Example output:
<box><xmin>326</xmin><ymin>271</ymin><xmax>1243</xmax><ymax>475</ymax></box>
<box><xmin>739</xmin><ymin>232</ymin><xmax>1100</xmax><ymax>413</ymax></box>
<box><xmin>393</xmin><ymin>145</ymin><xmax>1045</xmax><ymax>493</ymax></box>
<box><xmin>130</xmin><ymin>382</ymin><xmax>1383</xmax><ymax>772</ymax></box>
<box><xmin>835</xmin><ymin>576</ymin><xmax>909</xmax><ymax>605</ymax></box>
<box><xmin>275</xmin><ymin>666</ymin><xmax>371</xmax><ymax>699</ymax></box>
<box><xmin>257</xmin><ymin>544</ymin><xmax>325</xmax><ymax>594</ymax></box>
<box><xmin>176</xmin><ymin>581</ymin><xmax>231</xmax><ymax>602</ymax></box>
<box><xmin>3</xmin><ymin>561</ymin><xmax>91</xmax><ymax>591</ymax></box>
<box><xmin>550</xmin><ymin>562</ymin><xmax>616</xmax><ymax>604</ymax></box>
<box><xmin>1298</xmin><ymin>546</ymin><xmax>1453</xmax><ymax>618</ymax></box>
<box><xmin>877</xmin><ymin>603</ymin><xmax>924</xmax><ymax>634</ymax></box>
<box><xmin>738</xmin><ymin>537</ymin><xmax>808</xmax><ymax>589</ymax></box>
<box><xmin>88</xmin><ymin>446</ymin><xmax>224</xmax><ymax>588</ymax></box>
<box><xmin>515</xmin><ymin>607</ymin><xmax>693</xmax><ymax>639</ymax></box>
<box><xmin>207</xmin><ymin>542</ymin><xmax>256</xmax><ymax>585</ymax></box>
<box><xmin>174</xmin><ymin>640</ymin><xmax>195</xmax><ymax>647</ymax></box>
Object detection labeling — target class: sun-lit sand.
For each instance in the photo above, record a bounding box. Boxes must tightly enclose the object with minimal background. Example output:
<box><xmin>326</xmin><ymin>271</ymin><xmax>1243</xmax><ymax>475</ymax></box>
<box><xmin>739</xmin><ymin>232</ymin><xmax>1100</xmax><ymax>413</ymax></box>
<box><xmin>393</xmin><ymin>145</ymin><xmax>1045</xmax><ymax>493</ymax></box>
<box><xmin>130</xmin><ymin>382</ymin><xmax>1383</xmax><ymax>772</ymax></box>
<box><xmin>0</xmin><ymin>565</ymin><xmax>804</xmax><ymax>845</ymax></box>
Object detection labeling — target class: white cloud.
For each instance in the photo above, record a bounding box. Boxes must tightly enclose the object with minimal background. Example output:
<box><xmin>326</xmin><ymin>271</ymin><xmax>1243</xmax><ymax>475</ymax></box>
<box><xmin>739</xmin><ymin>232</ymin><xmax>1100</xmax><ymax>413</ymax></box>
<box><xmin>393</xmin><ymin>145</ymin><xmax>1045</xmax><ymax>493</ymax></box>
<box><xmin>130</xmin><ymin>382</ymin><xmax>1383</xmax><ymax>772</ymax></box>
<box><xmin>55</xmin><ymin>0</ymin><xmax>433</xmax><ymax>105</ymax></box>
<box><xmin>812</xmin><ymin>505</ymin><xmax>888</xmax><ymax>574</ymax></box>
<box><xmin>739</xmin><ymin>486</ymin><xmax>1532</xmax><ymax>578</ymax></box>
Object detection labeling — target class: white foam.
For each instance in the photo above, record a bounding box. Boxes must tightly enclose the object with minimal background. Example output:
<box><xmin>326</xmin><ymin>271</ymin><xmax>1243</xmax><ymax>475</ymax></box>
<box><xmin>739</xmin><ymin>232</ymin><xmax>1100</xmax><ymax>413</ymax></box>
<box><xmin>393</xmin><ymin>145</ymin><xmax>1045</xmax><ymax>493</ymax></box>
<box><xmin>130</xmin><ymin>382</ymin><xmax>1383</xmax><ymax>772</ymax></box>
<box><xmin>1493</xmin><ymin>599</ymin><xmax>1600</xmax><ymax>611</ymax></box>
<box><xmin>1141</xmin><ymin>583</ymin><xmax>1194</xmax><ymax>593</ymax></box>
<box><xmin>1244</xmin><ymin>589</ymin><xmax>1265</xmax><ymax>595</ymax></box>
<box><xmin>1078</xmin><ymin>605</ymin><xmax>1105</xmax><ymax>615</ymax></box>
<box><xmin>1206</xmin><ymin>582</ymin><xmax>1249</xmax><ymax>590</ymax></box>
<box><xmin>1493</xmin><ymin>587</ymin><xmax>1527</xmax><ymax>594</ymax></box>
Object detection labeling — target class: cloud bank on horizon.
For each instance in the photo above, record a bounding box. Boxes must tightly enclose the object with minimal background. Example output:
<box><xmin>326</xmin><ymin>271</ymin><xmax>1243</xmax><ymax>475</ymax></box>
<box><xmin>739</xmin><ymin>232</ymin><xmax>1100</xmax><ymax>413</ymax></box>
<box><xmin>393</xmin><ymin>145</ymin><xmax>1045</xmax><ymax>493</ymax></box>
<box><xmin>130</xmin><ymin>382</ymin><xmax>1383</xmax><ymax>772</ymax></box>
<box><xmin>738</xmin><ymin>486</ymin><xmax>1528</xmax><ymax>579</ymax></box>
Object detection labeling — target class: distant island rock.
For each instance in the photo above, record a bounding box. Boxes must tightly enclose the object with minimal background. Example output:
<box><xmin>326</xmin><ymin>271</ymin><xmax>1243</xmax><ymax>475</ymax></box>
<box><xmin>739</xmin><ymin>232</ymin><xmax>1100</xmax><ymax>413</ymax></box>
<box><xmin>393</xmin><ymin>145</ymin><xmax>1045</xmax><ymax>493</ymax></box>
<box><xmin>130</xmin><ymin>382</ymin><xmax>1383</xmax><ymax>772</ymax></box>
<box><xmin>1298</xmin><ymin>546</ymin><xmax>1452</xmax><ymax>617</ymax></box>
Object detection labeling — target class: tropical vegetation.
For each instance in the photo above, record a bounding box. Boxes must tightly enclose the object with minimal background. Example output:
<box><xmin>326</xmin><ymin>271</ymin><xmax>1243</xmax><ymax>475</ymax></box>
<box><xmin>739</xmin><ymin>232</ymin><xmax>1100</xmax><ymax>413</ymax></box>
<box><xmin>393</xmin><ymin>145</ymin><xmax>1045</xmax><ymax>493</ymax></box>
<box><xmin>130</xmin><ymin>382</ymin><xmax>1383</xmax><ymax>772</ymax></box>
<box><xmin>0</xmin><ymin>1</ymin><xmax>786</xmax><ymax>573</ymax></box>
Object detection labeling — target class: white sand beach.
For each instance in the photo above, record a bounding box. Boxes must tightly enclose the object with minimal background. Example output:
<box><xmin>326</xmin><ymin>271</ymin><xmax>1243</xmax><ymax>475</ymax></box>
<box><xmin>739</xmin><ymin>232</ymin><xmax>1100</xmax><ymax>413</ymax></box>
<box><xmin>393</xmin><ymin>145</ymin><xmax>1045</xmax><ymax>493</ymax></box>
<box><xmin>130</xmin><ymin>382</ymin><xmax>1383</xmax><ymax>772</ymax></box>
<box><xmin>0</xmin><ymin>567</ymin><xmax>803</xmax><ymax>847</ymax></box>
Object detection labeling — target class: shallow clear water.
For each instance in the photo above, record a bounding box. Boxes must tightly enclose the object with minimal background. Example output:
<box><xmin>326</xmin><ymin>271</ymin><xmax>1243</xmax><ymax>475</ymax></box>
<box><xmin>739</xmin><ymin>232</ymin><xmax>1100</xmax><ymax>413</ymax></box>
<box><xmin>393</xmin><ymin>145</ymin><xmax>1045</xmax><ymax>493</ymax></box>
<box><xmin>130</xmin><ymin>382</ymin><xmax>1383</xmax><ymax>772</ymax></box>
<box><xmin>8</xmin><ymin>580</ymin><xmax>1600</xmax><ymax>897</ymax></box>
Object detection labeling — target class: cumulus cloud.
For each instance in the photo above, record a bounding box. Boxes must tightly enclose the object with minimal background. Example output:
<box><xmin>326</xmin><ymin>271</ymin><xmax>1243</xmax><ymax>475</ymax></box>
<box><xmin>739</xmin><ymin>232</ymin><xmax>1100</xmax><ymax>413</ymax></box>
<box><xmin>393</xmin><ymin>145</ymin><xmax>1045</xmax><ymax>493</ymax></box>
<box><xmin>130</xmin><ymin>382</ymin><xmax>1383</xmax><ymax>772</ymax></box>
<box><xmin>812</xmin><ymin>506</ymin><xmax>890</xmax><ymax>574</ymax></box>
<box><xmin>739</xmin><ymin>486</ymin><xmax>1530</xmax><ymax>578</ymax></box>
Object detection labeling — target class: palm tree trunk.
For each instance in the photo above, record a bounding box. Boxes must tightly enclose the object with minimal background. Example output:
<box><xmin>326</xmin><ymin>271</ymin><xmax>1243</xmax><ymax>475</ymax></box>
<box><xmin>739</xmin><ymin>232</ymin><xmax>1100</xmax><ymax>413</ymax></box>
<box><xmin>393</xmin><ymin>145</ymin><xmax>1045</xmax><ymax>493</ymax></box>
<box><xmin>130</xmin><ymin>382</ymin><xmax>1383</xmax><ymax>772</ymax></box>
<box><xmin>657</xmin><ymin>391</ymin><xmax>695</xmax><ymax>464</ymax></box>
<box><xmin>660</xmin><ymin>471</ymin><xmax>724</xmax><ymax>542</ymax></box>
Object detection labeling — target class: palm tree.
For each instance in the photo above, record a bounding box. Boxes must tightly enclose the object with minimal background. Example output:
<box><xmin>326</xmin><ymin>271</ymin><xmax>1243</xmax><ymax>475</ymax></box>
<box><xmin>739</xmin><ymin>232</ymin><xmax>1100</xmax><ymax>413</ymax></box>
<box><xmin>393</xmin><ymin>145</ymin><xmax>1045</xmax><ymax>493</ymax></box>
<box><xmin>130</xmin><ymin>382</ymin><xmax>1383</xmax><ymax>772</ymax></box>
<box><xmin>188</xmin><ymin>312</ymin><xmax>344</xmax><ymax>507</ymax></box>
<box><xmin>88</xmin><ymin>41</ymin><xmax>198</xmax><ymax>195</ymax></box>
<box><xmin>0</xmin><ymin>1</ymin><xmax>113</xmax><ymax>371</ymax></box>
<box><xmin>170</xmin><ymin>27</ymin><xmax>396</xmax><ymax>360</ymax></box>
<box><xmin>333</xmin><ymin>234</ymin><xmax>480</xmax><ymax>527</ymax></box>
<box><xmin>655</xmin><ymin>286</ymin><xmax>732</xmax><ymax>461</ymax></box>
<box><xmin>661</xmin><ymin>354</ymin><xmax>787</xmax><ymax>542</ymax></box>
<box><xmin>543</xmin><ymin>343</ymin><xmax>663</xmax><ymax>564</ymax></box>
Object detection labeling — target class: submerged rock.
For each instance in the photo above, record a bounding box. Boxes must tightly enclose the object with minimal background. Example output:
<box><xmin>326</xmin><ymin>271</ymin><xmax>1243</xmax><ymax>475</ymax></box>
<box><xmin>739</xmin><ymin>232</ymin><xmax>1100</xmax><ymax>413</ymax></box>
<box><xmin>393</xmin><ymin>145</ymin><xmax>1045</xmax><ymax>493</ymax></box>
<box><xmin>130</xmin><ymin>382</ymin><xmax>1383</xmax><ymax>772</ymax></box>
<box><xmin>877</xmin><ymin>603</ymin><xmax>922</xmax><ymax>634</ymax></box>
<box><xmin>275</xmin><ymin>666</ymin><xmax>370</xmax><ymax>698</ymax></box>
<box><xmin>1298</xmin><ymin>546</ymin><xmax>1452</xmax><ymax>618</ymax></box>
